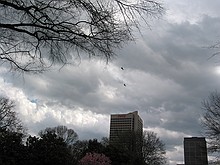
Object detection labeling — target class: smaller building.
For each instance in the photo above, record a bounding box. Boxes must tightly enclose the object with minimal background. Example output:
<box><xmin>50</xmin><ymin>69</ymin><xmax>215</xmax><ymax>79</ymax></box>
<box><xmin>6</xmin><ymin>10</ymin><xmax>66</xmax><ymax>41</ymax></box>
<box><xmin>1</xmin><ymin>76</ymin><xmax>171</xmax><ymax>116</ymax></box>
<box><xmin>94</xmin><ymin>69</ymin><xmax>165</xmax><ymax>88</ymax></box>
<box><xmin>184</xmin><ymin>137</ymin><xmax>208</xmax><ymax>165</ymax></box>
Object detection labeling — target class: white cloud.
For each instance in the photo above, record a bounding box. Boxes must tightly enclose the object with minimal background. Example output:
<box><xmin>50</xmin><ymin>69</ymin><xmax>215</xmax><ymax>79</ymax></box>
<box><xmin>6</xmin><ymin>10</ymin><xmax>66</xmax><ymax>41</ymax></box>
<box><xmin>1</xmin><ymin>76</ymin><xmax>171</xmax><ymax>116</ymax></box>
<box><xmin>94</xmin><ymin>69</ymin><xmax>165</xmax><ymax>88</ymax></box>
<box><xmin>144</xmin><ymin>127</ymin><xmax>189</xmax><ymax>141</ymax></box>
<box><xmin>167</xmin><ymin>146</ymin><xmax>184</xmax><ymax>165</ymax></box>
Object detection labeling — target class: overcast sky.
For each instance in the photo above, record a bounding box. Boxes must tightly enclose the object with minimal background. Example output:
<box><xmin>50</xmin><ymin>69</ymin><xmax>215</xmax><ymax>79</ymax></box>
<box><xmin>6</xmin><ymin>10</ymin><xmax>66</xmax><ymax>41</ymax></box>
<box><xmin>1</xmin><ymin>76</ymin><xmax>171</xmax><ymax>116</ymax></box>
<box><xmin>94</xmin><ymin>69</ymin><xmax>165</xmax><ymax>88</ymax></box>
<box><xmin>1</xmin><ymin>0</ymin><xmax>220</xmax><ymax>164</ymax></box>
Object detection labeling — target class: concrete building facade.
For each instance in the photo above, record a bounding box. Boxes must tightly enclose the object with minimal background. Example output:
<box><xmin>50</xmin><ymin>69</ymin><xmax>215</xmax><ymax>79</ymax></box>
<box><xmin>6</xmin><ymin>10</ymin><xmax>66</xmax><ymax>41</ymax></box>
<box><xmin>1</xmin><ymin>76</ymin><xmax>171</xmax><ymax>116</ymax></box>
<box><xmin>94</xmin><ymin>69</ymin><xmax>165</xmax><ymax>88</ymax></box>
<box><xmin>109</xmin><ymin>111</ymin><xmax>143</xmax><ymax>153</ymax></box>
<box><xmin>184</xmin><ymin>137</ymin><xmax>208</xmax><ymax>165</ymax></box>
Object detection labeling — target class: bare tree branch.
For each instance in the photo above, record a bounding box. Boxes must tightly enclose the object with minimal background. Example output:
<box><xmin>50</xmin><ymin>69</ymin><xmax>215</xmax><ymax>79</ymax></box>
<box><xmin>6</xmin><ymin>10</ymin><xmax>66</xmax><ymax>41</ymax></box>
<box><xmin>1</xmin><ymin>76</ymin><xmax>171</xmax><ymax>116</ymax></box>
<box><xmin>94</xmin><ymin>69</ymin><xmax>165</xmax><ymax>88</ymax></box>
<box><xmin>0</xmin><ymin>0</ymin><xmax>163</xmax><ymax>73</ymax></box>
<box><xmin>0</xmin><ymin>97</ymin><xmax>25</xmax><ymax>133</ymax></box>
<box><xmin>142</xmin><ymin>131</ymin><xmax>166</xmax><ymax>165</ymax></box>
<box><xmin>201</xmin><ymin>91</ymin><xmax>220</xmax><ymax>158</ymax></box>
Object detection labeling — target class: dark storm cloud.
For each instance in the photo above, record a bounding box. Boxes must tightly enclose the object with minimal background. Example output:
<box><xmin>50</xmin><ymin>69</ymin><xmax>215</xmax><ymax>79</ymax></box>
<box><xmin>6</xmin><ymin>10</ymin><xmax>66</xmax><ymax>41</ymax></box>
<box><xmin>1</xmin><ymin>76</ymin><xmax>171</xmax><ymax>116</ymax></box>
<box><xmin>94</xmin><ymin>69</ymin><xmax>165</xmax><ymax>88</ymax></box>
<box><xmin>6</xmin><ymin>15</ymin><xmax>220</xmax><ymax>138</ymax></box>
<box><xmin>1</xmin><ymin>1</ymin><xmax>220</xmax><ymax>164</ymax></box>
<box><xmin>110</xmin><ymin>14</ymin><xmax>220</xmax><ymax>163</ymax></box>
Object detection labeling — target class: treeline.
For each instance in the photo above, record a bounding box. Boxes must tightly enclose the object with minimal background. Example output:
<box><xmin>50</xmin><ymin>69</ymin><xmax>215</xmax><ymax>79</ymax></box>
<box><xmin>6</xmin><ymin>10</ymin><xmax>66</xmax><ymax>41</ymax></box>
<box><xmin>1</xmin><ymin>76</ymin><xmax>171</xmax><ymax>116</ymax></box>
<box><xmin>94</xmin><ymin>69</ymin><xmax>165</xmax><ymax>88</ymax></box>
<box><xmin>0</xmin><ymin>97</ymin><xmax>167</xmax><ymax>165</ymax></box>
<box><xmin>0</xmin><ymin>125</ymin><xmax>110</xmax><ymax>165</ymax></box>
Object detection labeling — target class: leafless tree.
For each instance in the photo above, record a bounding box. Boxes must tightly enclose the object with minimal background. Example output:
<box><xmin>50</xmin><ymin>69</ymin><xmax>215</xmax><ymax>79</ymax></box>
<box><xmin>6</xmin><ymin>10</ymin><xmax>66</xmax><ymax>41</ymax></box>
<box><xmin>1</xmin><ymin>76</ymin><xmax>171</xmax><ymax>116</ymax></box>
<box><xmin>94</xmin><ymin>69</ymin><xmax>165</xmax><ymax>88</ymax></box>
<box><xmin>0</xmin><ymin>0</ymin><xmax>163</xmax><ymax>73</ymax></box>
<box><xmin>201</xmin><ymin>91</ymin><xmax>220</xmax><ymax>155</ymax></box>
<box><xmin>142</xmin><ymin>131</ymin><xmax>166</xmax><ymax>165</ymax></box>
<box><xmin>0</xmin><ymin>97</ymin><xmax>24</xmax><ymax>133</ymax></box>
<box><xmin>38</xmin><ymin>125</ymin><xmax>78</xmax><ymax>145</ymax></box>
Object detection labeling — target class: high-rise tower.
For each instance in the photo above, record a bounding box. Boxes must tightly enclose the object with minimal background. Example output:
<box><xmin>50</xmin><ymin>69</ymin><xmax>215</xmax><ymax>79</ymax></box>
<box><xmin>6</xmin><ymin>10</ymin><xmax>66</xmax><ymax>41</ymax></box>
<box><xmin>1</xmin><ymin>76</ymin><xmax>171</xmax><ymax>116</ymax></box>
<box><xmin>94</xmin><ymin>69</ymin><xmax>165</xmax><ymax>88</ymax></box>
<box><xmin>109</xmin><ymin>111</ymin><xmax>143</xmax><ymax>154</ymax></box>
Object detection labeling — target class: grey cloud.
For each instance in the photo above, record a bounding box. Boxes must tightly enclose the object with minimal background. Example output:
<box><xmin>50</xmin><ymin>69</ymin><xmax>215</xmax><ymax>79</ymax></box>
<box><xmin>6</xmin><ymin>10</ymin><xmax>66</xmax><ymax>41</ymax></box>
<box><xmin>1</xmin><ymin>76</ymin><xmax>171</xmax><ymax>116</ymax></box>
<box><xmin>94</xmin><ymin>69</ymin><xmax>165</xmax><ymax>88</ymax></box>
<box><xmin>1</xmin><ymin>1</ymin><xmax>220</xmax><ymax>164</ymax></box>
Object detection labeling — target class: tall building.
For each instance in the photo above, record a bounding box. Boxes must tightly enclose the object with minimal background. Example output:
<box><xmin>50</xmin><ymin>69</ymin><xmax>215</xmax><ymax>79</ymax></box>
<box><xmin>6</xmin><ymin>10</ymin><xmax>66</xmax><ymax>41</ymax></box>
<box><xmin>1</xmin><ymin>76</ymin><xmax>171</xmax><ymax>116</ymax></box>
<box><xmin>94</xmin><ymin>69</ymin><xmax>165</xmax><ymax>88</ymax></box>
<box><xmin>184</xmin><ymin>137</ymin><xmax>208</xmax><ymax>165</ymax></box>
<box><xmin>109</xmin><ymin>111</ymin><xmax>143</xmax><ymax>153</ymax></box>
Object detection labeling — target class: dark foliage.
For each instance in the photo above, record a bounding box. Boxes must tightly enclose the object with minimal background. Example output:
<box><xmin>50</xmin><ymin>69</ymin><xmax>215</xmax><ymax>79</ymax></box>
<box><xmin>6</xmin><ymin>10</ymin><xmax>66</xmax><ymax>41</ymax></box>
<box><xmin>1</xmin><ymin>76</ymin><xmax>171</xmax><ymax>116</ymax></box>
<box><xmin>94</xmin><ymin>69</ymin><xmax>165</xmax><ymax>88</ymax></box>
<box><xmin>26</xmin><ymin>132</ymin><xmax>72</xmax><ymax>165</ymax></box>
<box><xmin>104</xmin><ymin>144</ymin><xmax>132</xmax><ymax>165</ymax></box>
<box><xmin>70</xmin><ymin>140</ymin><xmax>89</xmax><ymax>164</ymax></box>
<box><xmin>0</xmin><ymin>128</ymin><xmax>28</xmax><ymax>165</ymax></box>
<box><xmin>0</xmin><ymin>129</ymin><xmax>167</xmax><ymax>165</ymax></box>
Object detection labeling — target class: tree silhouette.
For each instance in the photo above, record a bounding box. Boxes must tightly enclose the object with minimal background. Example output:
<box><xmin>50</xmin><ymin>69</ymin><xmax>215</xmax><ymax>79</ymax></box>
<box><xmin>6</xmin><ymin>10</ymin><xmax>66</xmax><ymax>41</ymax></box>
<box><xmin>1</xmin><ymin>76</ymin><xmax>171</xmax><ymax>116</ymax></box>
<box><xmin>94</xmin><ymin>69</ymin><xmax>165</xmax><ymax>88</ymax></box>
<box><xmin>38</xmin><ymin>125</ymin><xmax>78</xmax><ymax>145</ymax></box>
<box><xmin>142</xmin><ymin>131</ymin><xmax>166</xmax><ymax>165</ymax></box>
<box><xmin>26</xmin><ymin>132</ymin><xmax>72</xmax><ymax>165</ymax></box>
<box><xmin>201</xmin><ymin>91</ymin><xmax>220</xmax><ymax>157</ymax></box>
<box><xmin>0</xmin><ymin>97</ymin><xmax>25</xmax><ymax>134</ymax></box>
<box><xmin>0</xmin><ymin>128</ymin><xmax>27</xmax><ymax>165</ymax></box>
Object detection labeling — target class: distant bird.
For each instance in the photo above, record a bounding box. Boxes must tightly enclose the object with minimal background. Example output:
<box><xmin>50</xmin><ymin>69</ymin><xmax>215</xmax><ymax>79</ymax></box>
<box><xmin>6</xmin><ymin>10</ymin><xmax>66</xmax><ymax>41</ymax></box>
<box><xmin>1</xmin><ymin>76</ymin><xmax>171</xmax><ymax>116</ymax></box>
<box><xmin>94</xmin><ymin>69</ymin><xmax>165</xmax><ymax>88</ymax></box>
<box><xmin>123</xmin><ymin>84</ymin><xmax>126</xmax><ymax>87</ymax></box>
<box><xmin>121</xmin><ymin>67</ymin><xmax>124</xmax><ymax>70</ymax></box>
